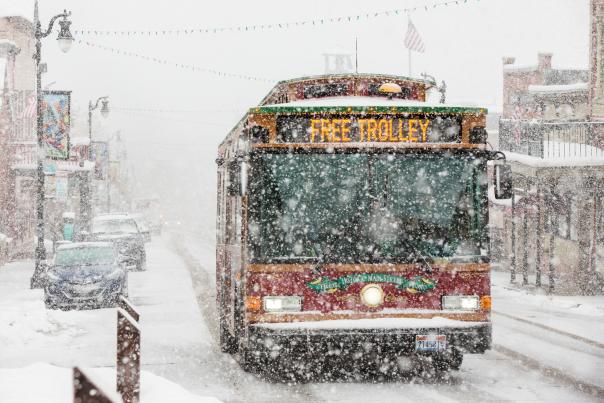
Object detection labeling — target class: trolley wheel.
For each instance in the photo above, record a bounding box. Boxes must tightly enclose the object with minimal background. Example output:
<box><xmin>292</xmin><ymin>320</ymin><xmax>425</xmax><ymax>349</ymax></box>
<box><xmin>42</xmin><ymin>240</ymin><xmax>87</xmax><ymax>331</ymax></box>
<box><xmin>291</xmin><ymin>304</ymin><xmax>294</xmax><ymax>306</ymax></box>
<box><xmin>432</xmin><ymin>348</ymin><xmax>464</xmax><ymax>372</ymax></box>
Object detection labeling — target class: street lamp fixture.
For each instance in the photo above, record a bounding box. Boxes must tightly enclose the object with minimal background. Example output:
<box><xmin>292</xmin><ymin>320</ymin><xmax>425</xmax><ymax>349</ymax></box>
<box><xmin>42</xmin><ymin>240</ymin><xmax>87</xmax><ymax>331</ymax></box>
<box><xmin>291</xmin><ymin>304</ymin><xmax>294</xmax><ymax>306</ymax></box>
<box><xmin>89</xmin><ymin>96</ymin><xmax>110</xmax><ymax>144</ymax></box>
<box><xmin>100</xmin><ymin>99</ymin><xmax>110</xmax><ymax>118</ymax></box>
<box><xmin>31</xmin><ymin>1</ymin><xmax>74</xmax><ymax>288</ymax></box>
<box><xmin>57</xmin><ymin>16</ymin><xmax>74</xmax><ymax>53</ymax></box>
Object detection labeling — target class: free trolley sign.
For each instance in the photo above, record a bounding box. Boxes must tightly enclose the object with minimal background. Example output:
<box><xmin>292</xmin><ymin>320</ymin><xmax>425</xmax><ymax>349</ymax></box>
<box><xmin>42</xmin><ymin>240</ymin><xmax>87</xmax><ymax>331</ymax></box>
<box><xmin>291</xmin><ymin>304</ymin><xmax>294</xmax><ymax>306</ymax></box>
<box><xmin>276</xmin><ymin>115</ymin><xmax>462</xmax><ymax>144</ymax></box>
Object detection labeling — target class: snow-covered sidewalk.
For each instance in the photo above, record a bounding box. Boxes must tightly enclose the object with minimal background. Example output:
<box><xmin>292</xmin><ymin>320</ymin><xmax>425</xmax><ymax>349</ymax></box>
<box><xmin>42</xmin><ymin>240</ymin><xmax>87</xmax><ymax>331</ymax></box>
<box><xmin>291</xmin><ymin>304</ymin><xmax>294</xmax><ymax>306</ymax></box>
<box><xmin>492</xmin><ymin>270</ymin><xmax>604</xmax><ymax>345</ymax></box>
<box><xmin>491</xmin><ymin>270</ymin><xmax>604</xmax><ymax>392</ymax></box>
<box><xmin>0</xmin><ymin>237</ymin><xmax>221</xmax><ymax>402</ymax></box>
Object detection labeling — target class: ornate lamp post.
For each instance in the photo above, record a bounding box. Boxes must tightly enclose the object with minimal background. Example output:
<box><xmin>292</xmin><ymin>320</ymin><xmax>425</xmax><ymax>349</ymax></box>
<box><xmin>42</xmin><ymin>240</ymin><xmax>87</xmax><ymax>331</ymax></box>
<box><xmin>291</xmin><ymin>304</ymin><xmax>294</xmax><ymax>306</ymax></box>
<box><xmin>31</xmin><ymin>1</ymin><xmax>74</xmax><ymax>288</ymax></box>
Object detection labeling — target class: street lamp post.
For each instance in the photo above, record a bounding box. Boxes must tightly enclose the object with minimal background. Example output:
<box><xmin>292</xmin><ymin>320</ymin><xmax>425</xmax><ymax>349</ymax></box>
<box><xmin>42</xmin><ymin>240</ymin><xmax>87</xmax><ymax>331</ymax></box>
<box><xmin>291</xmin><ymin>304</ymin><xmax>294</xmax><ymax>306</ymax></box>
<box><xmin>87</xmin><ymin>97</ymin><xmax>109</xmax><ymax>221</ymax></box>
<box><xmin>88</xmin><ymin>96</ymin><xmax>109</xmax><ymax>155</ymax></box>
<box><xmin>31</xmin><ymin>1</ymin><xmax>74</xmax><ymax>288</ymax></box>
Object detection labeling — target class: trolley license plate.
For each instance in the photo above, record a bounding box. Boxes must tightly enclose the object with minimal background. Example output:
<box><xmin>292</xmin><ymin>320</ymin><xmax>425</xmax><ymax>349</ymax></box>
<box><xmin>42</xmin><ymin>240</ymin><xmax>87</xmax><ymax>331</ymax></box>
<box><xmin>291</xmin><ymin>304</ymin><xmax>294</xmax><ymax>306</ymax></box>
<box><xmin>415</xmin><ymin>335</ymin><xmax>447</xmax><ymax>352</ymax></box>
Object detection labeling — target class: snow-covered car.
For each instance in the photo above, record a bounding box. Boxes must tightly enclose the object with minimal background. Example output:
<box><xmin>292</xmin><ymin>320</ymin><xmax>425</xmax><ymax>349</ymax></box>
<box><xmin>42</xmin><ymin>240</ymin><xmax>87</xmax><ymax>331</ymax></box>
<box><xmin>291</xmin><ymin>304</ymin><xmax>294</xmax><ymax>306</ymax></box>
<box><xmin>130</xmin><ymin>213</ymin><xmax>152</xmax><ymax>242</ymax></box>
<box><xmin>88</xmin><ymin>214</ymin><xmax>146</xmax><ymax>271</ymax></box>
<box><xmin>43</xmin><ymin>242</ymin><xmax>128</xmax><ymax>310</ymax></box>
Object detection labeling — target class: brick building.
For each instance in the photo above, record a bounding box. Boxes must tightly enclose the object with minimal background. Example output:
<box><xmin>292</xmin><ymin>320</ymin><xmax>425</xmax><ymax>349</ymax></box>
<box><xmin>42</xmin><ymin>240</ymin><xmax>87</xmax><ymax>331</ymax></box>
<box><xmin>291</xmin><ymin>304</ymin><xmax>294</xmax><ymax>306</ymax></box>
<box><xmin>495</xmin><ymin>1</ymin><xmax>604</xmax><ymax>294</ymax></box>
<box><xmin>0</xmin><ymin>15</ymin><xmax>94</xmax><ymax>257</ymax></box>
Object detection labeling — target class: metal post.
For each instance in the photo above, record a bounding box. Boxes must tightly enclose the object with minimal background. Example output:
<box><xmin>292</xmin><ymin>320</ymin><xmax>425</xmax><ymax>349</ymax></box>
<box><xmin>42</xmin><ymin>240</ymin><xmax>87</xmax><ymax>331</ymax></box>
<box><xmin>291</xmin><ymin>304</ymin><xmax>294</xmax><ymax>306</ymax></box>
<box><xmin>88</xmin><ymin>101</ymin><xmax>93</xmax><ymax>157</ymax></box>
<box><xmin>522</xmin><ymin>207</ymin><xmax>529</xmax><ymax>286</ymax></box>
<box><xmin>536</xmin><ymin>185</ymin><xmax>543</xmax><ymax>287</ymax></box>
<box><xmin>510</xmin><ymin>189</ymin><xmax>516</xmax><ymax>283</ymax></box>
<box><xmin>34</xmin><ymin>5</ymin><xmax>45</xmax><ymax>280</ymax></box>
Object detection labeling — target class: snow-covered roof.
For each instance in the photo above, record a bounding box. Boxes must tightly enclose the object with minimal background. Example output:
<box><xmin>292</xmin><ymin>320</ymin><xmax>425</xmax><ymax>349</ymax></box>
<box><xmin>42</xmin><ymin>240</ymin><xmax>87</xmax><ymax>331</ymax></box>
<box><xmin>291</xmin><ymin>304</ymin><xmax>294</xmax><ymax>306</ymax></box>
<box><xmin>62</xmin><ymin>212</ymin><xmax>75</xmax><ymax>219</ymax></box>
<box><xmin>93</xmin><ymin>214</ymin><xmax>132</xmax><ymax>221</ymax></box>
<box><xmin>528</xmin><ymin>82</ymin><xmax>588</xmax><ymax>94</ymax></box>
<box><xmin>261</xmin><ymin>96</ymin><xmax>483</xmax><ymax>111</ymax></box>
<box><xmin>56</xmin><ymin>241</ymin><xmax>114</xmax><ymax>250</ymax></box>
<box><xmin>503</xmin><ymin>64</ymin><xmax>537</xmax><ymax>73</ymax></box>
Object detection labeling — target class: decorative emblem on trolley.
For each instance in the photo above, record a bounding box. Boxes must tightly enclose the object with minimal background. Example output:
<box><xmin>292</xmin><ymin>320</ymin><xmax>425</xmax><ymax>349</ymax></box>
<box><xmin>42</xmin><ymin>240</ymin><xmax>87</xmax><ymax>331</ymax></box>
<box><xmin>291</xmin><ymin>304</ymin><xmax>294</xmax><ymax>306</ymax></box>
<box><xmin>306</xmin><ymin>274</ymin><xmax>436</xmax><ymax>294</ymax></box>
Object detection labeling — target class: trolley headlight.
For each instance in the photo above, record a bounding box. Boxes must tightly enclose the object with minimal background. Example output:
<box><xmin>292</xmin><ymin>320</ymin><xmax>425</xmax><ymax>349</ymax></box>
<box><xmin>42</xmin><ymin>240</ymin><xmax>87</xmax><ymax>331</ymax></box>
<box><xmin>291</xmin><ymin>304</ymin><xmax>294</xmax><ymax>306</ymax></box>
<box><xmin>442</xmin><ymin>295</ymin><xmax>479</xmax><ymax>310</ymax></box>
<box><xmin>360</xmin><ymin>284</ymin><xmax>384</xmax><ymax>308</ymax></box>
<box><xmin>263</xmin><ymin>296</ymin><xmax>302</xmax><ymax>312</ymax></box>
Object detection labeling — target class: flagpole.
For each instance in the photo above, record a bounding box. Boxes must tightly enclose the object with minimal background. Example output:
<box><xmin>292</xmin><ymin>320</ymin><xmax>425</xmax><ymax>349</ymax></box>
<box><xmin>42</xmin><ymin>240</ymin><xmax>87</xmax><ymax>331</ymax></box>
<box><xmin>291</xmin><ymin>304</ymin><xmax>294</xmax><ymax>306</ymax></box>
<box><xmin>407</xmin><ymin>14</ymin><xmax>412</xmax><ymax>77</ymax></box>
<box><xmin>355</xmin><ymin>37</ymin><xmax>358</xmax><ymax>74</ymax></box>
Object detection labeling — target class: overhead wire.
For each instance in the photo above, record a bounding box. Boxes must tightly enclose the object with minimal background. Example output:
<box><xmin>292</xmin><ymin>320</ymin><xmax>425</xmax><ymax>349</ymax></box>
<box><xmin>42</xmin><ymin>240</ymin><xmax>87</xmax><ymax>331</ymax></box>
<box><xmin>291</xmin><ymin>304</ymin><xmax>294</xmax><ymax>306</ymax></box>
<box><xmin>73</xmin><ymin>0</ymin><xmax>481</xmax><ymax>37</ymax></box>
<box><xmin>76</xmin><ymin>39</ymin><xmax>275</xmax><ymax>83</ymax></box>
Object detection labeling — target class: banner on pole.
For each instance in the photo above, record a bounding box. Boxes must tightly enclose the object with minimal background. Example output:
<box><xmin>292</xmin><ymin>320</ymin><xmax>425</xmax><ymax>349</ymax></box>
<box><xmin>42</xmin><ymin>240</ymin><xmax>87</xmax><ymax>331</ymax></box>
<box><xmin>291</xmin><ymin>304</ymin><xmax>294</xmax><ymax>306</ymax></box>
<box><xmin>41</xmin><ymin>91</ymin><xmax>71</xmax><ymax>160</ymax></box>
<box><xmin>91</xmin><ymin>141</ymin><xmax>109</xmax><ymax>180</ymax></box>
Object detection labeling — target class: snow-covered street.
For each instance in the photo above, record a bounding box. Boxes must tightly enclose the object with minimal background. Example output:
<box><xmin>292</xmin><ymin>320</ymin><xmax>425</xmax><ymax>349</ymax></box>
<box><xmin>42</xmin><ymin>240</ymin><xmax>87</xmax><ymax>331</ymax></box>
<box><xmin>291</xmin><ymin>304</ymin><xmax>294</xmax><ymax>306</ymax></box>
<box><xmin>1</xmin><ymin>234</ymin><xmax>603</xmax><ymax>402</ymax></box>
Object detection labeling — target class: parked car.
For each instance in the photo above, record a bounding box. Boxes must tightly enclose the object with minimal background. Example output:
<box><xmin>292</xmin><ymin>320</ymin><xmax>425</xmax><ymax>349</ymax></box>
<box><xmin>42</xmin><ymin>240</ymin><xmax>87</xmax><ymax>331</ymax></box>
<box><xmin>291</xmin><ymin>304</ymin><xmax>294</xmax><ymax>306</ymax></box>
<box><xmin>43</xmin><ymin>242</ymin><xmax>128</xmax><ymax>310</ymax></box>
<box><xmin>130</xmin><ymin>213</ymin><xmax>152</xmax><ymax>242</ymax></box>
<box><xmin>88</xmin><ymin>214</ymin><xmax>147</xmax><ymax>271</ymax></box>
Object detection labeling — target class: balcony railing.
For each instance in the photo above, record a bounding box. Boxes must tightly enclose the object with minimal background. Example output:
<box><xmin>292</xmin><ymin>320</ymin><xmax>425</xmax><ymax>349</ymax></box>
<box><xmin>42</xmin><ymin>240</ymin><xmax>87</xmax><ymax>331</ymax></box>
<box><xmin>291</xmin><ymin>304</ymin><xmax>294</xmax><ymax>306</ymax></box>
<box><xmin>499</xmin><ymin>119</ymin><xmax>604</xmax><ymax>159</ymax></box>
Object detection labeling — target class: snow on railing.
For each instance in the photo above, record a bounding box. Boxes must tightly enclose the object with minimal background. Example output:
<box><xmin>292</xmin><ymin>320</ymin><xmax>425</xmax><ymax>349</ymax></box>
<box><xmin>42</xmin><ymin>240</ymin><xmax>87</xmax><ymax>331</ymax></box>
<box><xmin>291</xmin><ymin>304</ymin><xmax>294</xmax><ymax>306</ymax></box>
<box><xmin>499</xmin><ymin>119</ymin><xmax>604</xmax><ymax>160</ymax></box>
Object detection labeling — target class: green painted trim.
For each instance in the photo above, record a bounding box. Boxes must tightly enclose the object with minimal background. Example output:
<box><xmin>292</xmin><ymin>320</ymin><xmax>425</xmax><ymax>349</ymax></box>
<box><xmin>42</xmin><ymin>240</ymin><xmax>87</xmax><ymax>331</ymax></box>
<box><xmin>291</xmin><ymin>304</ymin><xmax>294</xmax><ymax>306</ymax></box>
<box><xmin>250</xmin><ymin>105</ymin><xmax>487</xmax><ymax>115</ymax></box>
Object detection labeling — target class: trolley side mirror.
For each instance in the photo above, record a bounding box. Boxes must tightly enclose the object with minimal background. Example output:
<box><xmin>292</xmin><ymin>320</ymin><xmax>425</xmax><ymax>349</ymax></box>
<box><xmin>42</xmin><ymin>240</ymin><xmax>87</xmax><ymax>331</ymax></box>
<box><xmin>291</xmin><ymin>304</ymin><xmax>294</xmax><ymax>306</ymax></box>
<box><xmin>494</xmin><ymin>164</ymin><xmax>513</xmax><ymax>200</ymax></box>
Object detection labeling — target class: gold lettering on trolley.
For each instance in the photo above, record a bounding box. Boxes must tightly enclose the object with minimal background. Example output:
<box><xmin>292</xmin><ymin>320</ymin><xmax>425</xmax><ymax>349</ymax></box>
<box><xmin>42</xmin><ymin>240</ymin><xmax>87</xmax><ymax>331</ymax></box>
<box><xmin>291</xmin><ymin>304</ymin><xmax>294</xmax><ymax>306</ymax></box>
<box><xmin>408</xmin><ymin>119</ymin><xmax>419</xmax><ymax>142</ymax></box>
<box><xmin>308</xmin><ymin>118</ymin><xmax>433</xmax><ymax>143</ymax></box>
<box><xmin>341</xmin><ymin>119</ymin><xmax>352</xmax><ymax>142</ymax></box>
<box><xmin>419</xmin><ymin>119</ymin><xmax>430</xmax><ymax>142</ymax></box>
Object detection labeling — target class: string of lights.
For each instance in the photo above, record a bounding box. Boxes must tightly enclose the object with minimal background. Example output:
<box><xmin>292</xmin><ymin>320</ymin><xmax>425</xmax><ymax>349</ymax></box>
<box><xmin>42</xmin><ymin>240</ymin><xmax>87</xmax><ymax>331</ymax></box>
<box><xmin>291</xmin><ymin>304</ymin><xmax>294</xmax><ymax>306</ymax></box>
<box><xmin>76</xmin><ymin>39</ymin><xmax>274</xmax><ymax>83</ymax></box>
<box><xmin>73</xmin><ymin>0</ymin><xmax>481</xmax><ymax>37</ymax></box>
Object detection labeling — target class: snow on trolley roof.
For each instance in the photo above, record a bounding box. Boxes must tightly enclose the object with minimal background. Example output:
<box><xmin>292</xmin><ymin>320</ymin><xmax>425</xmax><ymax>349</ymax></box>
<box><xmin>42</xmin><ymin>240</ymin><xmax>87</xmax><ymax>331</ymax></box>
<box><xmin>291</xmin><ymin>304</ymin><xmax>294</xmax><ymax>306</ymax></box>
<box><xmin>275</xmin><ymin>73</ymin><xmax>435</xmax><ymax>86</ymax></box>
<box><xmin>253</xmin><ymin>96</ymin><xmax>486</xmax><ymax>115</ymax></box>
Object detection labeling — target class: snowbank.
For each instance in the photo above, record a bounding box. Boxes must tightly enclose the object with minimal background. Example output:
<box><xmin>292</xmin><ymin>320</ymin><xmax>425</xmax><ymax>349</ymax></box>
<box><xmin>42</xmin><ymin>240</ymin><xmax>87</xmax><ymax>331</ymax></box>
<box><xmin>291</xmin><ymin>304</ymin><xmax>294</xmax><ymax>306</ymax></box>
<box><xmin>0</xmin><ymin>363</ymin><xmax>222</xmax><ymax>403</ymax></box>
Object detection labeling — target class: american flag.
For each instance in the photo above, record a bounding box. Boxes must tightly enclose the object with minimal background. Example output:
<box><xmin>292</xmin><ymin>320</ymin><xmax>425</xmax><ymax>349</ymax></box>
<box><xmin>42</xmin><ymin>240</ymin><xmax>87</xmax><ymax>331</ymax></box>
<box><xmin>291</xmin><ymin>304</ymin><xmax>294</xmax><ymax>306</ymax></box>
<box><xmin>21</xmin><ymin>90</ymin><xmax>37</xmax><ymax>119</ymax></box>
<box><xmin>404</xmin><ymin>20</ymin><xmax>425</xmax><ymax>53</ymax></box>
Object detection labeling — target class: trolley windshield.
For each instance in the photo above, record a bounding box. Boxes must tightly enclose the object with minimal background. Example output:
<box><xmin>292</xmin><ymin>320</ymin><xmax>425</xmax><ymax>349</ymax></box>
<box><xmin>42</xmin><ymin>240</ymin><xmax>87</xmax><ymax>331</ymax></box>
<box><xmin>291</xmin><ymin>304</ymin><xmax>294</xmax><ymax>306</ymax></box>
<box><xmin>248</xmin><ymin>151</ymin><xmax>487</xmax><ymax>263</ymax></box>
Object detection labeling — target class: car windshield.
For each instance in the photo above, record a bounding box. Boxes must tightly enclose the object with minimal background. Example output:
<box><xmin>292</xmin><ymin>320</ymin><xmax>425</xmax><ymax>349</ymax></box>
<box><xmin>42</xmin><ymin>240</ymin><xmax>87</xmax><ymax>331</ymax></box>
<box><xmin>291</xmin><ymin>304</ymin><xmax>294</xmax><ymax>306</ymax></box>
<box><xmin>248</xmin><ymin>152</ymin><xmax>487</xmax><ymax>263</ymax></box>
<box><xmin>92</xmin><ymin>219</ymin><xmax>139</xmax><ymax>234</ymax></box>
<box><xmin>54</xmin><ymin>246</ymin><xmax>115</xmax><ymax>266</ymax></box>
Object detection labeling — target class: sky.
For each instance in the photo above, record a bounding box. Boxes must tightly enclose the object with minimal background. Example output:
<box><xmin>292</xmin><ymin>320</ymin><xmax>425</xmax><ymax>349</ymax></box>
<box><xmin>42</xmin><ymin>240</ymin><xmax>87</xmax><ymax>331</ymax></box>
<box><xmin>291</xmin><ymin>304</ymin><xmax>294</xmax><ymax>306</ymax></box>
<box><xmin>0</xmin><ymin>0</ymin><xmax>590</xmax><ymax>230</ymax></box>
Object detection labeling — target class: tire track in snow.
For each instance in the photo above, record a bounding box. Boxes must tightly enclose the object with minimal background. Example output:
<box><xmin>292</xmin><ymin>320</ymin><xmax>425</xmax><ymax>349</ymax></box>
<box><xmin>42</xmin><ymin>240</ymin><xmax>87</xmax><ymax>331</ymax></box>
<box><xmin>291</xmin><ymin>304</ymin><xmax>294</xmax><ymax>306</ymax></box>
<box><xmin>492</xmin><ymin>310</ymin><xmax>604</xmax><ymax>350</ymax></box>
<box><xmin>171</xmin><ymin>234</ymin><xmax>324</xmax><ymax>403</ymax></box>
<box><xmin>492</xmin><ymin>345</ymin><xmax>604</xmax><ymax>400</ymax></box>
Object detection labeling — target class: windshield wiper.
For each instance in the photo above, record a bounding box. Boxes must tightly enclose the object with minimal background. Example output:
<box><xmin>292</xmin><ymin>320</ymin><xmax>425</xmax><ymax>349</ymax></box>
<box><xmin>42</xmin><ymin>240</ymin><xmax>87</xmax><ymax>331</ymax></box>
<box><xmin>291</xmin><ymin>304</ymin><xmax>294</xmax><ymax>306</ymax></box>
<box><xmin>400</xmin><ymin>237</ymin><xmax>434</xmax><ymax>273</ymax></box>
